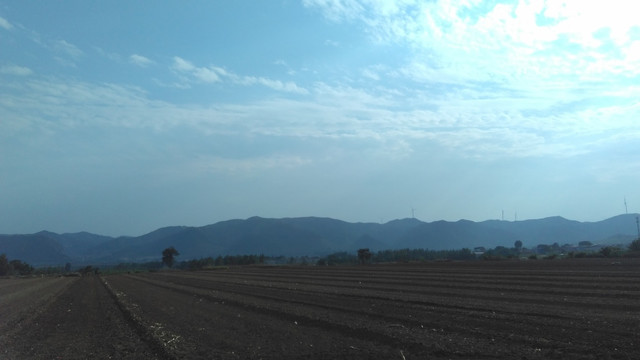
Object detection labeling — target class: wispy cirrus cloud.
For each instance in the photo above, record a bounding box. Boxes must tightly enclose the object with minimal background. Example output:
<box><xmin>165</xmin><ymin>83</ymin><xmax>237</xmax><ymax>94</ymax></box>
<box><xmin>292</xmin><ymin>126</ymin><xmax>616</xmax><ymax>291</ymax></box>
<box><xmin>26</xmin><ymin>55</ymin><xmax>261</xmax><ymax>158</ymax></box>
<box><xmin>0</xmin><ymin>16</ymin><xmax>12</xmax><ymax>30</ymax></box>
<box><xmin>171</xmin><ymin>56</ymin><xmax>308</xmax><ymax>94</ymax></box>
<box><xmin>0</xmin><ymin>65</ymin><xmax>33</xmax><ymax>76</ymax></box>
<box><xmin>303</xmin><ymin>1</ymin><xmax>640</xmax><ymax>162</ymax></box>
<box><xmin>305</xmin><ymin>1</ymin><xmax>640</xmax><ymax>85</ymax></box>
<box><xmin>129</xmin><ymin>54</ymin><xmax>153</xmax><ymax>67</ymax></box>
<box><xmin>302</xmin><ymin>0</ymin><xmax>365</xmax><ymax>22</ymax></box>
<box><xmin>54</xmin><ymin>39</ymin><xmax>84</xmax><ymax>59</ymax></box>
<box><xmin>188</xmin><ymin>154</ymin><xmax>312</xmax><ymax>175</ymax></box>
<box><xmin>4</xmin><ymin>74</ymin><xmax>635</xmax><ymax>163</ymax></box>
<box><xmin>172</xmin><ymin>56</ymin><xmax>221</xmax><ymax>83</ymax></box>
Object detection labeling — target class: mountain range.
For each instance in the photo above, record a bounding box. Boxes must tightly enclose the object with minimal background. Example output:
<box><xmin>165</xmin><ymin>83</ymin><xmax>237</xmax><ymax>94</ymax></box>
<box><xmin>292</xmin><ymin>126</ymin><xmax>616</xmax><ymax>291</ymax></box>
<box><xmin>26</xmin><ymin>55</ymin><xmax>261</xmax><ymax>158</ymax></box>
<box><xmin>1</xmin><ymin>214</ymin><xmax>638</xmax><ymax>266</ymax></box>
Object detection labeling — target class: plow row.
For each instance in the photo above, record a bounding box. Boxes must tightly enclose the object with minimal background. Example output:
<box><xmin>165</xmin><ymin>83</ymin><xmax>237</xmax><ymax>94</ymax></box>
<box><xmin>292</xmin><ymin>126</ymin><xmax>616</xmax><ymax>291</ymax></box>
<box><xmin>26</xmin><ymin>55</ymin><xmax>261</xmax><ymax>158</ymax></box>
<box><xmin>104</xmin><ymin>260</ymin><xmax>640</xmax><ymax>359</ymax></box>
<box><xmin>2</xmin><ymin>259</ymin><xmax>639</xmax><ymax>359</ymax></box>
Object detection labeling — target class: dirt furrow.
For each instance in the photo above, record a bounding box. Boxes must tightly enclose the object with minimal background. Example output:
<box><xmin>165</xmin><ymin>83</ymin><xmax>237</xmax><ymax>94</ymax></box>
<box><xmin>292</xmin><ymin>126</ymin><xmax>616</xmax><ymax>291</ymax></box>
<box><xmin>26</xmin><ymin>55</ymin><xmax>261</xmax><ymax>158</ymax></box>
<box><xmin>1</xmin><ymin>275</ymin><xmax>163</xmax><ymax>360</ymax></box>
<box><xmin>120</xmin><ymin>272</ymin><xmax>635</xmax><ymax>359</ymax></box>
<box><xmin>106</xmin><ymin>274</ymin><xmax>415</xmax><ymax>360</ymax></box>
<box><xmin>154</xmin><ymin>270</ymin><xmax>640</xmax><ymax>319</ymax></box>
<box><xmin>190</xmin><ymin>266</ymin><xmax>640</xmax><ymax>297</ymax></box>
<box><xmin>5</xmin><ymin>259</ymin><xmax>638</xmax><ymax>359</ymax></box>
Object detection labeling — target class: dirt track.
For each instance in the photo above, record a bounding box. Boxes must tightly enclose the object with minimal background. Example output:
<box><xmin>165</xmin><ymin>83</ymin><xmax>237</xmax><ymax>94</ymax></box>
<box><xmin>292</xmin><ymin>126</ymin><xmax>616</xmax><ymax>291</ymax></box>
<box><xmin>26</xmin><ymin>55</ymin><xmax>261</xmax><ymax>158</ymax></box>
<box><xmin>2</xmin><ymin>259</ymin><xmax>639</xmax><ymax>359</ymax></box>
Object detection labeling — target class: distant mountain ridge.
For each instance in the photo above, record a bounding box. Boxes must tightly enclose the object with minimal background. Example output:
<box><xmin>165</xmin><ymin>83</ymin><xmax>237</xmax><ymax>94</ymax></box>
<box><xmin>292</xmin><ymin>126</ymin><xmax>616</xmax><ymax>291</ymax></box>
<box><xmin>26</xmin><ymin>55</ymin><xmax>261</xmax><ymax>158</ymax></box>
<box><xmin>1</xmin><ymin>214</ymin><xmax>638</xmax><ymax>266</ymax></box>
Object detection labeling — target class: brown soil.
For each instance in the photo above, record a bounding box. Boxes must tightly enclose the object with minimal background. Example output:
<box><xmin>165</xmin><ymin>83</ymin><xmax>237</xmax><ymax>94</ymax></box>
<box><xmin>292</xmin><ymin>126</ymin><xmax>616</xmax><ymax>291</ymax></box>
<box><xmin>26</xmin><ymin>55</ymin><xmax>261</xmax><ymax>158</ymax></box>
<box><xmin>1</xmin><ymin>275</ymin><xmax>163</xmax><ymax>360</ymax></box>
<box><xmin>2</xmin><ymin>258</ymin><xmax>639</xmax><ymax>359</ymax></box>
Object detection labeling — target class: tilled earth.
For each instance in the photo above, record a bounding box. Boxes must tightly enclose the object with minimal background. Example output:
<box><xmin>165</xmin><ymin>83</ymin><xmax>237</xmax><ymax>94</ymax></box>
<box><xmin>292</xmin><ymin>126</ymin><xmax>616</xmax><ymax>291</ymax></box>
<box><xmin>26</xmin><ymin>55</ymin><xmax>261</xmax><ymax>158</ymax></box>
<box><xmin>1</xmin><ymin>275</ymin><xmax>163</xmax><ymax>360</ymax></box>
<box><xmin>1</xmin><ymin>258</ymin><xmax>639</xmax><ymax>359</ymax></box>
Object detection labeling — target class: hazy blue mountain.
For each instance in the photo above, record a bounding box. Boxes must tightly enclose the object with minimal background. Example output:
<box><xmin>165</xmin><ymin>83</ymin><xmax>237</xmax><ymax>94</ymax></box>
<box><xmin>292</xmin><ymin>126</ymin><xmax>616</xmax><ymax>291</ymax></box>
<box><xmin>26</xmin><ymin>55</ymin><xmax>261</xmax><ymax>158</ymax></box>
<box><xmin>398</xmin><ymin>219</ymin><xmax>517</xmax><ymax>250</ymax></box>
<box><xmin>481</xmin><ymin>215</ymin><xmax>640</xmax><ymax>248</ymax></box>
<box><xmin>53</xmin><ymin>231</ymin><xmax>114</xmax><ymax>258</ymax></box>
<box><xmin>85</xmin><ymin>226</ymin><xmax>188</xmax><ymax>261</ymax></box>
<box><xmin>350</xmin><ymin>234</ymin><xmax>388</xmax><ymax>252</ymax></box>
<box><xmin>1</xmin><ymin>214</ymin><xmax>638</xmax><ymax>265</ymax></box>
<box><xmin>0</xmin><ymin>232</ymin><xmax>70</xmax><ymax>265</ymax></box>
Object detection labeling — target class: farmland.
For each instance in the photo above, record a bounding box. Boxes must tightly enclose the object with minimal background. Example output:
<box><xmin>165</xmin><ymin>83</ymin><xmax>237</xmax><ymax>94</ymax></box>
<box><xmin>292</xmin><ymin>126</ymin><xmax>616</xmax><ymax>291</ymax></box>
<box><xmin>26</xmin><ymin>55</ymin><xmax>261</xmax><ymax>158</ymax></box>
<box><xmin>2</xmin><ymin>259</ymin><xmax>639</xmax><ymax>359</ymax></box>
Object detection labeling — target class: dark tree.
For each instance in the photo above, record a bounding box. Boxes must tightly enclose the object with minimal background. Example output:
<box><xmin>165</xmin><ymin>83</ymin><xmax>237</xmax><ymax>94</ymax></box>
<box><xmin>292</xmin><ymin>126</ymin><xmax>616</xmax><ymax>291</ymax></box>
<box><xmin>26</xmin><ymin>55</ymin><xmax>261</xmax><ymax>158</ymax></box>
<box><xmin>599</xmin><ymin>247</ymin><xmax>614</xmax><ymax>257</ymax></box>
<box><xmin>629</xmin><ymin>239</ymin><xmax>640</xmax><ymax>252</ymax></box>
<box><xmin>162</xmin><ymin>247</ymin><xmax>180</xmax><ymax>268</ymax></box>
<box><xmin>357</xmin><ymin>248</ymin><xmax>372</xmax><ymax>265</ymax></box>
<box><xmin>9</xmin><ymin>260</ymin><xmax>33</xmax><ymax>275</ymax></box>
<box><xmin>536</xmin><ymin>244</ymin><xmax>551</xmax><ymax>254</ymax></box>
<box><xmin>0</xmin><ymin>254</ymin><xmax>9</xmax><ymax>276</ymax></box>
<box><xmin>514</xmin><ymin>240</ymin><xmax>523</xmax><ymax>253</ymax></box>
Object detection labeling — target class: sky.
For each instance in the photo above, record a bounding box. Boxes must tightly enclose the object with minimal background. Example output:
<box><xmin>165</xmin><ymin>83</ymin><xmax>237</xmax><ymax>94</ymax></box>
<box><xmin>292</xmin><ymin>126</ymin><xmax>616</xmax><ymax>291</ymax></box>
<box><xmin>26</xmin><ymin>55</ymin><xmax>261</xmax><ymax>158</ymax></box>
<box><xmin>1</xmin><ymin>1</ymin><xmax>640</xmax><ymax>237</ymax></box>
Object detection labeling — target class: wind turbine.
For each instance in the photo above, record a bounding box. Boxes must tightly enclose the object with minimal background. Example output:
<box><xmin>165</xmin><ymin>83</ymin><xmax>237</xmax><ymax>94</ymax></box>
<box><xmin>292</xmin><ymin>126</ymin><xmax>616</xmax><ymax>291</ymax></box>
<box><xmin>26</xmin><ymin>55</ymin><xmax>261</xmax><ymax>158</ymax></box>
<box><xmin>625</xmin><ymin>197</ymin><xmax>628</xmax><ymax>214</ymax></box>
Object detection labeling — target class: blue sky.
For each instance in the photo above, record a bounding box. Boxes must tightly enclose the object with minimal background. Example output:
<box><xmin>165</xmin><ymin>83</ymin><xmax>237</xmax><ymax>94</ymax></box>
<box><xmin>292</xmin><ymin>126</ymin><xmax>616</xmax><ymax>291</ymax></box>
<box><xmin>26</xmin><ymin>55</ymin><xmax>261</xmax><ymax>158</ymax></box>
<box><xmin>1</xmin><ymin>1</ymin><xmax>639</xmax><ymax>236</ymax></box>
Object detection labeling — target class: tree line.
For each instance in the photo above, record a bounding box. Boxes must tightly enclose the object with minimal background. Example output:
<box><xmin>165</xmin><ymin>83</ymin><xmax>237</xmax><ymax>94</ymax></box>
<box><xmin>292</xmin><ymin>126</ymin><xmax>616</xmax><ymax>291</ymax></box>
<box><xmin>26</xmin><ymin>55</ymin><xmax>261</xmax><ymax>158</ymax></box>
<box><xmin>0</xmin><ymin>253</ymin><xmax>34</xmax><ymax>276</ymax></box>
<box><xmin>5</xmin><ymin>239</ymin><xmax>640</xmax><ymax>276</ymax></box>
<box><xmin>318</xmin><ymin>248</ymin><xmax>475</xmax><ymax>266</ymax></box>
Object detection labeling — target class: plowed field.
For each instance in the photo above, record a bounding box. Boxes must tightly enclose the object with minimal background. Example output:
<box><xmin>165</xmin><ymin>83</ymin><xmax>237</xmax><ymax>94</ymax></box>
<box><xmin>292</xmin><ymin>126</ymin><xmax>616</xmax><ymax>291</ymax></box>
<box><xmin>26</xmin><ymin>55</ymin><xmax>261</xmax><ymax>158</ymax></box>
<box><xmin>2</xmin><ymin>259</ymin><xmax>639</xmax><ymax>359</ymax></box>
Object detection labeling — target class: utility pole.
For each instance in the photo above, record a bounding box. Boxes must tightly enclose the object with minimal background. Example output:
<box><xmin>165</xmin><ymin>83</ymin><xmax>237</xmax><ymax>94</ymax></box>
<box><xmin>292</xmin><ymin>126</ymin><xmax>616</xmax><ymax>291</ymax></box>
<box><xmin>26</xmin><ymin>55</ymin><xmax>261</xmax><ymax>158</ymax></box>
<box><xmin>636</xmin><ymin>216</ymin><xmax>640</xmax><ymax>240</ymax></box>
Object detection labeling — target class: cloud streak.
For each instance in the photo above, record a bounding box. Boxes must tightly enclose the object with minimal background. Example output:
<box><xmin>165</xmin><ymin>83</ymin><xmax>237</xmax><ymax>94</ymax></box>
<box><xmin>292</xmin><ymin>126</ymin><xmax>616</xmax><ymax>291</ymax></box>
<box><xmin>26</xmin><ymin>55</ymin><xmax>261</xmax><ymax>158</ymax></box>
<box><xmin>171</xmin><ymin>56</ymin><xmax>308</xmax><ymax>94</ymax></box>
<box><xmin>0</xmin><ymin>16</ymin><xmax>12</xmax><ymax>30</ymax></box>
<box><xmin>0</xmin><ymin>65</ymin><xmax>33</xmax><ymax>76</ymax></box>
<box><xmin>54</xmin><ymin>39</ymin><xmax>84</xmax><ymax>59</ymax></box>
<box><xmin>130</xmin><ymin>54</ymin><xmax>153</xmax><ymax>67</ymax></box>
<box><xmin>1</xmin><ymin>74</ymin><xmax>636</xmax><ymax>163</ymax></box>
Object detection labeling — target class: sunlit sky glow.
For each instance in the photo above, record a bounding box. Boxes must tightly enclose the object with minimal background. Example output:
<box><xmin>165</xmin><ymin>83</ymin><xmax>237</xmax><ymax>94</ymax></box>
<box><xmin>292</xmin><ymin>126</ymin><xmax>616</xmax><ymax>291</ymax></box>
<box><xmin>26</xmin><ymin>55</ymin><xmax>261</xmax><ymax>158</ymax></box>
<box><xmin>1</xmin><ymin>1</ymin><xmax>639</xmax><ymax>236</ymax></box>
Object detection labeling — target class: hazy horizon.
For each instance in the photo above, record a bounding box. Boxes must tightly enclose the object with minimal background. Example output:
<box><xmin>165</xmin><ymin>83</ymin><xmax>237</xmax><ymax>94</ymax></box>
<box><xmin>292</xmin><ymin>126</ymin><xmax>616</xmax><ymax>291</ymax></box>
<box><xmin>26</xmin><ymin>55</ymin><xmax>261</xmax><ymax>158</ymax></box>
<box><xmin>2</xmin><ymin>1</ymin><xmax>639</xmax><ymax>237</ymax></box>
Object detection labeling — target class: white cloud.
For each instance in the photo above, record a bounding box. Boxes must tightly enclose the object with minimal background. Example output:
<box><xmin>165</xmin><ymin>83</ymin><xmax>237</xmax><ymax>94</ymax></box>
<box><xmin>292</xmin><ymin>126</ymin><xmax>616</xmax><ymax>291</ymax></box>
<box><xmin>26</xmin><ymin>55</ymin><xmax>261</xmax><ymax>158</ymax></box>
<box><xmin>94</xmin><ymin>47</ymin><xmax>122</xmax><ymax>62</ymax></box>
<box><xmin>171</xmin><ymin>56</ymin><xmax>307</xmax><ymax>93</ymax></box>
<box><xmin>172</xmin><ymin>56</ymin><xmax>220</xmax><ymax>83</ymax></box>
<box><xmin>238</xmin><ymin>76</ymin><xmax>308</xmax><ymax>94</ymax></box>
<box><xmin>129</xmin><ymin>54</ymin><xmax>153</xmax><ymax>67</ymax></box>
<box><xmin>193</xmin><ymin>67</ymin><xmax>221</xmax><ymax>83</ymax></box>
<box><xmin>307</xmin><ymin>1</ymin><xmax>640</xmax><ymax>85</ymax></box>
<box><xmin>0</xmin><ymin>65</ymin><xmax>33</xmax><ymax>76</ymax></box>
<box><xmin>361</xmin><ymin>67</ymin><xmax>380</xmax><ymax>80</ymax></box>
<box><xmin>324</xmin><ymin>39</ymin><xmax>340</xmax><ymax>47</ymax></box>
<box><xmin>302</xmin><ymin>0</ymin><xmax>365</xmax><ymax>22</ymax></box>
<box><xmin>189</xmin><ymin>154</ymin><xmax>312</xmax><ymax>174</ymax></box>
<box><xmin>172</xmin><ymin>56</ymin><xmax>195</xmax><ymax>72</ymax></box>
<box><xmin>2</xmin><ymin>72</ymin><xmax>638</xmax><ymax>166</ymax></box>
<box><xmin>0</xmin><ymin>16</ymin><xmax>12</xmax><ymax>30</ymax></box>
<box><xmin>54</xmin><ymin>40</ymin><xmax>84</xmax><ymax>59</ymax></box>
